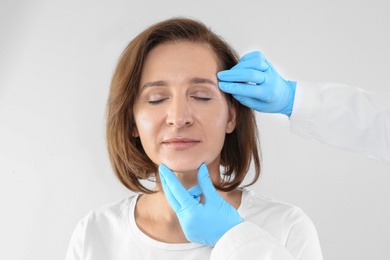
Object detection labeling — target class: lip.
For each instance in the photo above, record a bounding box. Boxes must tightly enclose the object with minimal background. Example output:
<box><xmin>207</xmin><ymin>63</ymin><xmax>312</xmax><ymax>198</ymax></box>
<box><xmin>162</xmin><ymin>138</ymin><xmax>201</xmax><ymax>150</ymax></box>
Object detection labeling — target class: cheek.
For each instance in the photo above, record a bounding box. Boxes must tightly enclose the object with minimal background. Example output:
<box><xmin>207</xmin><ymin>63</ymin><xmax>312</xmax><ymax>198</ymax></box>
<box><xmin>201</xmin><ymin>108</ymin><xmax>230</xmax><ymax>146</ymax></box>
<box><xmin>134</xmin><ymin>112</ymin><xmax>159</xmax><ymax>142</ymax></box>
<box><xmin>135</xmin><ymin>115</ymin><xmax>158</xmax><ymax>163</ymax></box>
<box><xmin>207</xmin><ymin>104</ymin><xmax>231</xmax><ymax>130</ymax></box>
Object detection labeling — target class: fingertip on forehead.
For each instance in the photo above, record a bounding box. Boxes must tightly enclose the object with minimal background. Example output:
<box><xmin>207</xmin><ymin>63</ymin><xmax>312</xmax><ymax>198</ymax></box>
<box><xmin>241</xmin><ymin>51</ymin><xmax>262</xmax><ymax>60</ymax></box>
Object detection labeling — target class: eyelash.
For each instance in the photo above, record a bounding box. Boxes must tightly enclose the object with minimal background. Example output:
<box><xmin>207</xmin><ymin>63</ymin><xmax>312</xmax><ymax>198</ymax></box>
<box><xmin>148</xmin><ymin>99</ymin><xmax>166</xmax><ymax>105</ymax></box>
<box><xmin>192</xmin><ymin>96</ymin><xmax>211</xmax><ymax>101</ymax></box>
<box><xmin>148</xmin><ymin>96</ymin><xmax>211</xmax><ymax>104</ymax></box>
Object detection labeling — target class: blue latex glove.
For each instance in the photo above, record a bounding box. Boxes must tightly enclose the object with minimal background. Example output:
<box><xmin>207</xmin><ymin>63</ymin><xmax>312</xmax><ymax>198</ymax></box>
<box><xmin>218</xmin><ymin>51</ymin><xmax>296</xmax><ymax>116</ymax></box>
<box><xmin>158</xmin><ymin>163</ymin><xmax>243</xmax><ymax>246</ymax></box>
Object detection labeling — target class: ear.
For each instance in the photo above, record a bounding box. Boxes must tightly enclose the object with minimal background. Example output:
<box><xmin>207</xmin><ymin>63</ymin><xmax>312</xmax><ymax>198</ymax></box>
<box><xmin>225</xmin><ymin>100</ymin><xmax>237</xmax><ymax>134</ymax></box>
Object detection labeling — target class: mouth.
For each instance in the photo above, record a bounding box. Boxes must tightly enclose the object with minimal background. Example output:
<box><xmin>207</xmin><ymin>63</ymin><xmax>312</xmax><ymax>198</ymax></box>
<box><xmin>162</xmin><ymin>138</ymin><xmax>201</xmax><ymax>150</ymax></box>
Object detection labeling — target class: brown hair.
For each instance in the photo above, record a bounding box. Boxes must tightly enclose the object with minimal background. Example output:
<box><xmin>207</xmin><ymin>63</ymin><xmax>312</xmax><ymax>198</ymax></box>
<box><xmin>106</xmin><ymin>18</ymin><xmax>261</xmax><ymax>193</ymax></box>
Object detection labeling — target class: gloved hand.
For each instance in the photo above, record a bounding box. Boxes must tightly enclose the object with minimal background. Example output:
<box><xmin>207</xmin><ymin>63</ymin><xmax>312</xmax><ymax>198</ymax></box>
<box><xmin>217</xmin><ymin>51</ymin><xmax>296</xmax><ymax>116</ymax></box>
<box><xmin>158</xmin><ymin>163</ymin><xmax>243</xmax><ymax>246</ymax></box>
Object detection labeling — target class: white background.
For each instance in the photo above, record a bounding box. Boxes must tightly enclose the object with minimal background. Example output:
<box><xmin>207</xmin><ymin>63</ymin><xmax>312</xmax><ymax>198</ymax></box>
<box><xmin>1</xmin><ymin>0</ymin><xmax>389</xmax><ymax>259</ymax></box>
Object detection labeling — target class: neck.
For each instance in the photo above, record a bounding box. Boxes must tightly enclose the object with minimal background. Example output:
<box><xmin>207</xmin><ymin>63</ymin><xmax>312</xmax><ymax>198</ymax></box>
<box><xmin>137</xmin><ymin>161</ymin><xmax>241</xmax><ymax>223</ymax></box>
<box><xmin>138</xmin><ymin>179</ymin><xmax>242</xmax><ymax>224</ymax></box>
<box><xmin>140</xmin><ymin>188</ymin><xmax>178</xmax><ymax>222</ymax></box>
<box><xmin>134</xmin><ymin>177</ymin><xmax>243</xmax><ymax>244</ymax></box>
<box><xmin>134</xmin><ymin>161</ymin><xmax>243</xmax><ymax>243</ymax></box>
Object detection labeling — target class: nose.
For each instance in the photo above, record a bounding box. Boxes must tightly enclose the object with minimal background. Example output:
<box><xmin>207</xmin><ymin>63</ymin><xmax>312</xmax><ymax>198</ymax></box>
<box><xmin>166</xmin><ymin>97</ymin><xmax>193</xmax><ymax>128</ymax></box>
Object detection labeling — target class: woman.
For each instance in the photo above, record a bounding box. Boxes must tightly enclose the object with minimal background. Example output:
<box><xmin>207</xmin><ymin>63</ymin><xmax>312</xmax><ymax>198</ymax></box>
<box><xmin>66</xmin><ymin>18</ymin><xmax>322</xmax><ymax>260</ymax></box>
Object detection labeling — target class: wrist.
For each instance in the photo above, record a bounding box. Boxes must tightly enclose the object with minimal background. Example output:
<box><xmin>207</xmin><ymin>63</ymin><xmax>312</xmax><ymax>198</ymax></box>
<box><xmin>280</xmin><ymin>81</ymin><xmax>296</xmax><ymax>117</ymax></box>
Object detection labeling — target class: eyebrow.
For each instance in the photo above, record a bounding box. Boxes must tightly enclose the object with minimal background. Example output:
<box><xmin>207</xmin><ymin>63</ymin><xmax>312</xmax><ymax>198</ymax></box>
<box><xmin>141</xmin><ymin>80</ymin><xmax>167</xmax><ymax>91</ymax></box>
<box><xmin>189</xmin><ymin>77</ymin><xmax>218</xmax><ymax>87</ymax></box>
<box><xmin>141</xmin><ymin>77</ymin><xmax>217</xmax><ymax>91</ymax></box>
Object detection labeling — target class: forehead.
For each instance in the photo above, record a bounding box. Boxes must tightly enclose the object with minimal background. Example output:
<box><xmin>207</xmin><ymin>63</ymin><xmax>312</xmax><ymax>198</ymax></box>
<box><xmin>140</xmin><ymin>41</ymin><xmax>220</xmax><ymax>81</ymax></box>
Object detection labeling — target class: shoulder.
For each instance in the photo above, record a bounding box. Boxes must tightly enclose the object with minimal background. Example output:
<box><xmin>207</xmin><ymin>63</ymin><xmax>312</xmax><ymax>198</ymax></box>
<box><xmin>66</xmin><ymin>195</ymin><xmax>139</xmax><ymax>259</ymax></box>
<box><xmin>240</xmin><ymin>188</ymin><xmax>306</xmax><ymax>218</ymax></box>
<box><xmin>80</xmin><ymin>195</ymin><xmax>138</xmax><ymax>229</ymax></box>
<box><xmin>212</xmin><ymin>190</ymin><xmax>322</xmax><ymax>260</ymax></box>
<box><xmin>239</xmin><ymin>189</ymin><xmax>318</xmax><ymax>243</ymax></box>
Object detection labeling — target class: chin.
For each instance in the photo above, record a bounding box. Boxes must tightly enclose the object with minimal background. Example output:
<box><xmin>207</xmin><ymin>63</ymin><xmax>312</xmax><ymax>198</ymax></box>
<box><xmin>158</xmin><ymin>154</ymin><xmax>220</xmax><ymax>174</ymax></box>
<box><xmin>157</xmin><ymin>156</ymin><xmax>207</xmax><ymax>173</ymax></box>
<box><xmin>162</xmin><ymin>162</ymin><xmax>202</xmax><ymax>174</ymax></box>
<box><xmin>151</xmin><ymin>148</ymin><xmax>221</xmax><ymax>172</ymax></box>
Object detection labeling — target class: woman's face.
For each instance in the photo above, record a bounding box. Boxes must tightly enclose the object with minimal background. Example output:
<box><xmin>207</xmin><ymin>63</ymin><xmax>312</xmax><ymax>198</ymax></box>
<box><xmin>133</xmin><ymin>41</ymin><xmax>236</xmax><ymax>174</ymax></box>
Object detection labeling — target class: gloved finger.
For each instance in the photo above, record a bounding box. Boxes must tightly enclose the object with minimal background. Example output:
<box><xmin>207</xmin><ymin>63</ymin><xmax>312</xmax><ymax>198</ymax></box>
<box><xmin>218</xmin><ymin>81</ymin><xmax>270</xmax><ymax>101</ymax></box>
<box><xmin>230</xmin><ymin>57</ymin><xmax>269</xmax><ymax>71</ymax></box>
<box><xmin>187</xmin><ymin>185</ymin><xmax>202</xmax><ymax>203</ymax></box>
<box><xmin>159</xmin><ymin>164</ymin><xmax>196</xmax><ymax>211</ymax></box>
<box><xmin>196</xmin><ymin>164</ymin><xmax>221</xmax><ymax>203</ymax></box>
<box><xmin>230</xmin><ymin>51</ymin><xmax>269</xmax><ymax>71</ymax></box>
<box><xmin>159</xmin><ymin>166</ymin><xmax>180</xmax><ymax>211</ymax></box>
<box><xmin>217</xmin><ymin>69</ymin><xmax>266</xmax><ymax>84</ymax></box>
<box><xmin>239</xmin><ymin>51</ymin><xmax>263</xmax><ymax>62</ymax></box>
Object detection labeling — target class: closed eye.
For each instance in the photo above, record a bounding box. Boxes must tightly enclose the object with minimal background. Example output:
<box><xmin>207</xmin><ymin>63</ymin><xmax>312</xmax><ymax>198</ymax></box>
<box><xmin>192</xmin><ymin>96</ymin><xmax>211</xmax><ymax>101</ymax></box>
<box><xmin>148</xmin><ymin>98</ymin><xmax>168</xmax><ymax>105</ymax></box>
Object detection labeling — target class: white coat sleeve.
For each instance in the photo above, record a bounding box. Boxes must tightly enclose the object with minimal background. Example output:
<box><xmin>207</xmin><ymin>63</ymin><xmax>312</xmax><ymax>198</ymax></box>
<box><xmin>210</xmin><ymin>222</ymin><xmax>295</xmax><ymax>260</ymax></box>
<box><xmin>290</xmin><ymin>82</ymin><xmax>390</xmax><ymax>163</ymax></box>
<box><xmin>210</xmin><ymin>216</ymin><xmax>322</xmax><ymax>260</ymax></box>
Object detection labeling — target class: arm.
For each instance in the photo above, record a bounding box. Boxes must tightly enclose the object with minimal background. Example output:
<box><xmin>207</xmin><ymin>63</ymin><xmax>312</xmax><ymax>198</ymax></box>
<box><xmin>291</xmin><ymin>82</ymin><xmax>390</xmax><ymax>163</ymax></box>
<box><xmin>211</xmin><ymin>222</ymin><xmax>296</xmax><ymax>260</ymax></box>
<box><xmin>218</xmin><ymin>51</ymin><xmax>390</xmax><ymax>163</ymax></box>
<box><xmin>211</xmin><ymin>207</ymin><xmax>323</xmax><ymax>260</ymax></box>
<box><xmin>159</xmin><ymin>164</ymin><xmax>322</xmax><ymax>259</ymax></box>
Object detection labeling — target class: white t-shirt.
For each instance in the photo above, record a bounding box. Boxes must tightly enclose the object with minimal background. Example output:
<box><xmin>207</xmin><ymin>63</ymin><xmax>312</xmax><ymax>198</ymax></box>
<box><xmin>65</xmin><ymin>189</ymin><xmax>322</xmax><ymax>260</ymax></box>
